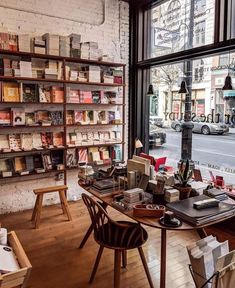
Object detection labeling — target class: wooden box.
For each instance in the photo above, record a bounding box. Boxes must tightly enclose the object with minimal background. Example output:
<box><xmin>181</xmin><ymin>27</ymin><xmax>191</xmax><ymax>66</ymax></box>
<box><xmin>0</xmin><ymin>231</ymin><xmax>32</xmax><ymax>288</ymax></box>
<box><xmin>133</xmin><ymin>204</ymin><xmax>165</xmax><ymax>218</ymax></box>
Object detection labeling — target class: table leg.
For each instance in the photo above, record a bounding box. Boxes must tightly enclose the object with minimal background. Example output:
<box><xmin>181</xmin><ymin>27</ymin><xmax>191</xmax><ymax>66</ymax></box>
<box><xmin>197</xmin><ymin>228</ymin><xmax>207</xmax><ymax>239</ymax></box>
<box><xmin>160</xmin><ymin>229</ymin><xmax>167</xmax><ymax>288</ymax></box>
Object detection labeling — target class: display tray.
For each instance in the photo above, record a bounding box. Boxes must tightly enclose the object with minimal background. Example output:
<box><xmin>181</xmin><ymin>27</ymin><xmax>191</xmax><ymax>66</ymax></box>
<box><xmin>0</xmin><ymin>231</ymin><xmax>32</xmax><ymax>288</ymax></box>
<box><xmin>133</xmin><ymin>204</ymin><xmax>165</xmax><ymax>218</ymax></box>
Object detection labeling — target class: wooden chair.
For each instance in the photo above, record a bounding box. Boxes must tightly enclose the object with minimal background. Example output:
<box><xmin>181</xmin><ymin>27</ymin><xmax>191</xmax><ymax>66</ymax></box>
<box><xmin>31</xmin><ymin>185</ymin><xmax>72</xmax><ymax>229</ymax></box>
<box><xmin>82</xmin><ymin>193</ymin><xmax>154</xmax><ymax>288</ymax></box>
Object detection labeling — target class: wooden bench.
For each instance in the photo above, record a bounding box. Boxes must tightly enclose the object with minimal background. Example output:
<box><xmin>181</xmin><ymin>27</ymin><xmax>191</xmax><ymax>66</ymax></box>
<box><xmin>31</xmin><ymin>185</ymin><xmax>72</xmax><ymax>229</ymax></box>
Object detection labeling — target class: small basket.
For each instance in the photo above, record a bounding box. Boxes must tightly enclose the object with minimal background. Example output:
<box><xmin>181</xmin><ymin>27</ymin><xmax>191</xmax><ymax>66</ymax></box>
<box><xmin>133</xmin><ymin>204</ymin><xmax>165</xmax><ymax>217</ymax></box>
<box><xmin>0</xmin><ymin>231</ymin><xmax>32</xmax><ymax>288</ymax></box>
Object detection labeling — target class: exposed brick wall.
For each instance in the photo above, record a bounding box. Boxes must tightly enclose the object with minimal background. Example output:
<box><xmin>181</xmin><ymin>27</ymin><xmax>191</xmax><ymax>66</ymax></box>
<box><xmin>0</xmin><ymin>0</ymin><xmax>129</xmax><ymax>213</ymax></box>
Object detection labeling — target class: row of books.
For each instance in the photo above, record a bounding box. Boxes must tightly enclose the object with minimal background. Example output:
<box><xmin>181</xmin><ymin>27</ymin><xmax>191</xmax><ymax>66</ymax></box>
<box><xmin>0</xmin><ymin>58</ymin><xmax>63</xmax><ymax>79</ymax></box>
<box><xmin>0</xmin><ymin>109</ymin><xmax>63</xmax><ymax>126</ymax></box>
<box><xmin>0</xmin><ymin>32</ymin><xmax>114</xmax><ymax>61</ymax></box>
<box><xmin>0</xmin><ymin>132</ymin><xmax>64</xmax><ymax>152</ymax></box>
<box><xmin>66</xmin><ymin>110</ymin><xmax>121</xmax><ymax>125</ymax></box>
<box><xmin>0</xmin><ymin>82</ymin><xmax>120</xmax><ymax>104</ymax></box>
<box><xmin>0</xmin><ymin>150</ymin><xmax>64</xmax><ymax>177</ymax></box>
<box><xmin>66</xmin><ymin>65</ymin><xmax>123</xmax><ymax>84</ymax></box>
<box><xmin>67</xmin><ymin>145</ymin><xmax>122</xmax><ymax>167</ymax></box>
<box><xmin>0</xmin><ymin>82</ymin><xmax>64</xmax><ymax>103</ymax></box>
<box><xmin>67</xmin><ymin>131</ymin><xmax>122</xmax><ymax>146</ymax></box>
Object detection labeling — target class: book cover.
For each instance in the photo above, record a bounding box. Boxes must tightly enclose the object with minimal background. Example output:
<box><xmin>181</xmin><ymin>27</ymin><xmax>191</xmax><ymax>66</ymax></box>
<box><xmin>12</xmin><ymin>108</ymin><xmax>25</xmax><ymax>126</ymax></box>
<box><xmin>0</xmin><ymin>110</ymin><xmax>11</xmax><ymax>125</ymax></box>
<box><xmin>3</xmin><ymin>82</ymin><xmax>20</xmax><ymax>102</ymax></box>
<box><xmin>80</xmin><ymin>91</ymin><xmax>92</xmax><ymax>103</ymax></box>
<box><xmin>42</xmin><ymin>154</ymin><xmax>53</xmax><ymax>170</ymax></box>
<box><xmin>66</xmin><ymin>148</ymin><xmax>77</xmax><ymax>167</ymax></box>
<box><xmin>39</xmin><ymin>85</ymin><xmax>51</xmax><ymax>103</ymax></box>
<box><xmin>25</xmin><ymin>155</ymin><xmax>34</xmax><ymax>172</ymax></box>
<box><xmin>108</xmin><ymin>111</ymin><xmax>116</xmax><ymax>124</ymax></box>
<box><xmin>53</xmin><ymin>132</ymin><xmax>63</xmax><ymax>147</ymax></box>
<box><xmin>0</xmin><ymin>135</ymin><xmax>10</xmax><ymax>150</ymax></box>
<box><xmin>52</xmin><ymin>86</ymin><xmax>64</xmax><ymax>103</ymax></box>
<box><xmin>33</xmin><ymin>154</ymin><xmax>44</xmax><ymax>169</ymax></box>
<box><xmin>41</xmin><ymin>132</ymin><xmax>53</xmax><ymax>147</ymax></box>
<box><xmin>67</xmin><ymin>89</ymin><xmax>80</xmax><ymax>103</ymax></box>
<box><xmin>25</xmin><ymin>112</ymin><xmax>36</xmax><ymax>126</ymax></box>
<box><xmin>66</xmin><ymin>110</ymin><xmax>74</xmax><ymax>125</ymax></box>
<box><xmin>74</xmin><ymin>111</ymin><xmax>85</xmax><ymax>124</ymax></box>
<box><xmin>21</xmin><ymin>133</ymin><xmax>33</xmax><ymax>151</ymax></box>
<box><xmin>14</xmin><ymin>156</ymin><xmax>26</xmax><ymax>172</ymax></box>
<box><xmin>32</xmin><ymin>133</ymin><xmax>43</xmax><ymax>149</ymax></box>
<box><xmin>92</xmin><ymin>91</ymin><xmax>101</xmax><ymax>104</ymax></box>
<box><xmin>97</xmin><ymin>111</ymin><xmax>107</xmax><ymax>124</ymax></box>
<box><xmin>69</xmin><ymin>133</ymin><xmax>77</xmax><ymax>145</ymax></box>
<box><xmin>87</xmin><ymin>110</ymin><xmax>94</xmax><ymax>123</ymax></box>
<box><xmin>78</xmin><ymin>148</ymin><xmax>88</xmax><ymax>163</ymax></box>
<box><xmin>35</xmin><ymin>110</ymin><xmax>50</xmax><ymax>125</ymax></box>
<box><xmin>0</xmin><ymin>158</ymin><xmax>13</xmax><ymax>172</ymax></box>
<box><xmin>22</xmin><ymin>83</ymin><xmax>38</xmax><ymax>102</ymax></box>
<box><xmin>51</xmin><ymin>150</ymin><xmax>64</xmax><ymax>167</ymax></box>
<box><xmin>8</xmin><ymin>134</ymin><xmax>21</xmax><ymax>150</ymax></box>
<box><xmin>50</xmin><ymin>111</ymin><xmax>63</xmax><ymax>125</ymax></box>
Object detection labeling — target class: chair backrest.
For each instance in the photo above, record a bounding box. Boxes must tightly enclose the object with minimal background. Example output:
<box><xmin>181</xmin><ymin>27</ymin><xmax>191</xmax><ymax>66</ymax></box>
<box><xmin>155</xmin><ymin>157</ymin><xmax>167</xmax><ymax>172</ymax></box>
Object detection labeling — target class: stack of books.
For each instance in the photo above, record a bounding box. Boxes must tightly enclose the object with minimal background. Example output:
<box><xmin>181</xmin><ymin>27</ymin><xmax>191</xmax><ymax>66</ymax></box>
<box><xmin>19</xmin><ymin>61</ymin><xmax>32</xmax><ymax>77</ymax></box>
<box><xmin>33</xmin><ymin>36</ymin><xmax>46</xmax><ymax>54</ymax></box>
<box><xmin>204</xmin><ymin>188</ymin><xmax>228</xmax><ymax>201</ymax></box>
<box><xmin>0</xmin><ymin>33</ymin><xmax>11</xmax><ymax>50</ymax></box>
<box><xmin>78</xmin><ymin>71</ymin><xmax>87</xmax><ymax>82</ymax></box>
<box><xmin>18</xmin><ymin>34</ymin><xmax>31</xmax><ymax>52</ymax></box>
<box><xmin>59</xmin><ymin>36</ymin><xmax>70</xmax><ymax>57</ymax></box>
<box><xmin>2</xmin><ymin>58</ymin><xmax>13</xmax><ymax>76</ymax></box>
<box><xmin>43</xmin><ymin>34</ymin><xmax>60</xmax><ymax>56</ymax></box>
<box><xmin>88</xmin><ymin>42</ymin><xmax>99</xmax><ymax>60</ymax></box>
<box><xmin>87</xmin><ymin>66</ymin><xmax>101</xmax><ymax>83</ymax></box>
<box><xmin>45</xmin><ymin>60</ymin><xmax>58</xmax><ymax>79</ymax></box>
<box><xmin>123</xmin><ymin>188</ymin><xmax>145</xmax><ymax>204</ymax></box>
<box><xmin>80</xmin><ymin>43</ymin><xmax>89</xmax><ymax>59</ymax></box>
<box><xmin>70</xmin><ymin>34</ymin><xmax>81</xmax><ymax>58</ymax></box>
<box><xmin>167</xmin><ymin>195</ymin><xmax>235</xmax><ymax>226</ymax></box>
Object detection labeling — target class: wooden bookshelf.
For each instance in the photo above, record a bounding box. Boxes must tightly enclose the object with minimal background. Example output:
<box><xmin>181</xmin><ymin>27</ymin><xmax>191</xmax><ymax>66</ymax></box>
<box><xmin>0</xmin><ymin>48</ymin><xmax>126</xmax><ymax>185</ymax></box>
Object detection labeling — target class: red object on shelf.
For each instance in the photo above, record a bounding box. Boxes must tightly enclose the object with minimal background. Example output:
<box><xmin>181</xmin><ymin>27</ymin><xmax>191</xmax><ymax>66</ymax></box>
<box><xmin>155</xmin><ymin>157</ymin><xmax>167</xmax><ymax>172</ymax></box>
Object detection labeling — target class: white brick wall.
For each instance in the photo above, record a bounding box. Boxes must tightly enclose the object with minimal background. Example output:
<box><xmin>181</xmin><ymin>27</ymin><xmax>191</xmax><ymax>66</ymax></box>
<box><xmin>0</xmin><ymin>0</ymin><xmax>129</xmax><ymax>213</ymax></box>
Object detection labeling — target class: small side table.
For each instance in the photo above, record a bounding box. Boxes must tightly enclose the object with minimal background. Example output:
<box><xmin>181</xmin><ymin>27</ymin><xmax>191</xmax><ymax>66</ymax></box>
<box><xmin>31</xmin><ymin>185</ymin><xmax>72</xmax><ymax>229</ymax></box>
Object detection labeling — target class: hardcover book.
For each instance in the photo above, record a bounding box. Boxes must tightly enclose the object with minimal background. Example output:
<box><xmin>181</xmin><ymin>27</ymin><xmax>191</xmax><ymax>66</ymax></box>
<box><xmin>66</xmin><ymin>110</ymin><xmax>74</xmax><ymax>125</ymax></box>
<box><xmin>14</xmin><ymin>156</ymin><xmax>26</xmax><ymax>172</ymax></box>
<box><xmin>22</xmin><ymin>83</ymin><xmax>38</xmax><ymax>102</ymax></box>
<box><xmin>78</xmin><ymin>148</ymin><xmax>88</xmax><ymax>163</ymax></box>
<box><xmin>50</xmin><ymin>111</ymin><xmax>63</xmax><ymax>125</ymax></box>
<box><xmin>52</xmin><ymin>86</ymin><xmax>64</xmax><ymax>103</ymax></box>
<box><xmin>0</xmin><ymin>110</ymin><xmax>11</xmax><ymax>125</ymax></box>
<box><xmin>0</xmin><ymin>135</ymin><xmax>10</xmax><ymax>151</ymax></box>
<box><xmin>2</xmin><ymin>82</ymin><xmax>20</xmax><ymax>102</ymax></box>
<box><xmin>12</xmin><ymin>108</ymin><xmax>25</xmax><ymax>126</ymax></box>
<box><xmin>21</xmin><ymin>133</ymin><xmax>33</xmax><ymax>151</ymax></box>
<box><xmin>39</xmin><ymin>85</ymin><xmax>51</xmax><ymax>103</ymax></box>
<box><xmin>35</xmin><ymin>110</ymin><xmax>51</xmax><ymax>125</ymax></box>
<box><xmin>25</xmin><ymin>113</ymin><xmax>36</xmax><ymax>126</ymax></box>
<box><xmin>97</xmin><ymin>111</ymin><xmax>107</xmax><ymax>124</ymax></box>
<box><xmin>42</xmin><ymin>154</ymin><xmax>53</xmax><ymax>170</ymax></box>
<box><xmin>41</xmin><ymin>132</ymin><xmax>53</xmax><ymax>147</ymax></box>
<box><xmin>8</xmin><ymin>134</ymin><xmax>21</xmax><ymax>150</ymax></box>
<box><xmin>66</xmin><ymin>149</ymin><xmax>77</xmax><ymax>167</ymax></box>
<box><xmin>32</xmin><ymin>133</ymin><xmax>43</xmax><ymax>149</ymax></box>
<box><xmin>25</xmin><ymin>155</ymin><xmax>34</xmax><ymax>172</ymax></box>
<box><xmin>51</xmin><ymin>150</ymin><xmax>64</xmax><ymax>167</ymax></box>
<box><xmin>74</xmin><ymin>111</ymin><xmax>85</xmax><ymax>124</ymax></box>
<box><xmin>53</xmin><ymin>132</ymin><xmax>63</xmax><ymax>147</ymax></box>
<box><xmin>80</xmin><ymin>91</ymin><xmax>92</xmax><ymax>103</ymax></box>
<box><xmin>67</xmin><ymin>89</ymin><xmax>80</xmax><ymax>103</ymax></box>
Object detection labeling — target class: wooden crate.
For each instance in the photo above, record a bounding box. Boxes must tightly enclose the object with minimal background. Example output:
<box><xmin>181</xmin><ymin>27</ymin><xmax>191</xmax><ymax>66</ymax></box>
<box><xmin>0</xmin><ymin>231</ymin><xmax>32</xmax><ymax>288</ymax></box>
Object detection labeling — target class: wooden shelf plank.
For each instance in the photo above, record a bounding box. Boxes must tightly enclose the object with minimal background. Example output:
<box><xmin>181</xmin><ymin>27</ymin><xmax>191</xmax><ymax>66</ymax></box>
<box><xmin>0</xmin><ymin>49</ymin><xmax>125</xmax><ymax>67</ymax></box>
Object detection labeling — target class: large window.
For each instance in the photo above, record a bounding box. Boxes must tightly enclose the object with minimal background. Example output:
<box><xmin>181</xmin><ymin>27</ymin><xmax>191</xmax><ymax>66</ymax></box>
<box><xmin>149</xmin><ymin>0</ymin><xmax>215</xmax><ymax>58</ymax></box>
<box><xmin>149</xmin><ymin>52</ymin><xmax>235</xmax><ymax>184</ymax></box>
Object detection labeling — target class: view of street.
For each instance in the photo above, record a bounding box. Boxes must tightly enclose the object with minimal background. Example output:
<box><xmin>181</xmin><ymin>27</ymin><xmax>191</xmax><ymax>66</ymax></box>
<box><xmin>150</xmin><ymin>128</ymin><xmax>235</xmax><ymax>184</ymax></box>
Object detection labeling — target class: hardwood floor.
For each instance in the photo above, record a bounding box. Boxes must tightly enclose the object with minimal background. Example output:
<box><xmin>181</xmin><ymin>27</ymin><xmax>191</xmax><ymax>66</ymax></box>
<box><xmin>0</xmin><ymin>200</ymin><xmax>201</xmax><ymax>288</ymax></box>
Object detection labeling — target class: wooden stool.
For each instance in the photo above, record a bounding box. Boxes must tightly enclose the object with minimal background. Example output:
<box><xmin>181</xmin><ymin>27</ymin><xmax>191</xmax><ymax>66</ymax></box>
<box><xmin>31</xmin><ymin>185</ymin><xmax>72</xmax><ymax>229</ymax></box>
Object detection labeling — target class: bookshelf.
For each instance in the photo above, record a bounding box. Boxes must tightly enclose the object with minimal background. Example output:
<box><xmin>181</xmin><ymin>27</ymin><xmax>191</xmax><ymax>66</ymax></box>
<box><xmin>0</xmin><ymin>48</ymin><xmax>126</xmax><ymax>185</ymax></box>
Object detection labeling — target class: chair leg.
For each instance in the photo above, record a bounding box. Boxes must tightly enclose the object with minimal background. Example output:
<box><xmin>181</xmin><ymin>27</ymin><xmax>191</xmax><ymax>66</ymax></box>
<box><xmin>79</xmin><ymin>223</ymin><xmax>93</xmax><ymax>249</ymax></box>
<box><xmin>114</xmin><ymin>250</ymin><xmax>121</xmax><ymax>288</ymax></box>
<box><xmin>122</xmin><ymin>250</ymin><xmax>127</xmax><ymax>268</ymax></box>
<box><xmin>89</xmin><ymin>245</ymin><xmax>104</xmax><ymax>283</ymax></box>
<box><xmin>138</xmin><ymin>247</ymin><xmax>154</xmax><ymax>288</ymax></box>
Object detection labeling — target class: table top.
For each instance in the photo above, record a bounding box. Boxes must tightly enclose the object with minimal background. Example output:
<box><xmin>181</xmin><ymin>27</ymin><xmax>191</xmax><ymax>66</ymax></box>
<box><xmin>85</xmin><ymin>187</ymin><xmax>235</xmax><ymax>231</ymax></box>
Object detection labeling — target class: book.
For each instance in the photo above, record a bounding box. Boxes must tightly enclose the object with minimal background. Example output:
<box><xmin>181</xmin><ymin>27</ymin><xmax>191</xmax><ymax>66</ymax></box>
<box><xmin>33</xmin><ymin>154</ymin><xmax>44</xmax><ymax>169</ymax></box>
<box><xmin>39</xmin><ymin>85</ymin><xmax>51</xmax><ymax>103</ymax></box>
<box><xmin>0</xmin><ymin>135</ymin><xmax>10</xmax><ymax>151</ymax></box>
<box><xmin>50</xmin><ymin>111</ymin><xmax>63</xmax><ymax>125</ymax></box>
<box><xmin>53</xmin><ymin>132</ymin><xmax>63</xmax><ymax>147</ymax></box>
<box><xmin>66</xmin><ymin>110</ymin><xmax>74</xmax><ymax>125</ymax></box>
<box><xmin>51</xmin><ymin>150</ymin><xmax>64</xmax><ymax>167</ymax></box>
<box><xmin>8</xmin><ymin>134</ymin><xmax>21</xmax><ymax>150</ymax></box>
<box><xmin>20</xmin><ymin>61</ymin><xmax>32</xmax><ymax>77</ymax></box>
<box><xmin>14</xmin><ymin>156</ymin><xmax>26</xmax><ymax>172</ymax></box>
<box><xmin>66</xmin><ymin>149</ymin><xmax>78</xmax><ymax>167</ymax></box>
<box><xmin>97</xmin><ymin>111</ymin><xmax>107</xmax><ymax>124</ymax></box>
<box><xmin>92</xmin><ymin>91</ymin><xmax>102</xmax><ymax>103</ymax></box>
<box><xmin>0</xmin><ymin>110</ymin><xmax>11</xmax><ymax>125</ymax></box>
<box><xmin>41</xmin><ymin>132</ymin><xmax>53</xmax><ymax>147</ymax></box>
<box><xmin>22</xmin><ymin>83</ymin><xmax>38</xmax><ymax>102</ymax></box>
<box><xmin>87</xmin><ymin>110</ymin><xmax>94</xmax><ymax>123</ymax></box>
<box><xmin>12</xmin><ymin>108</ymin><xmax>25</xmax><ymax>126</ymax></box>
<box><xmin>25</xmin><ymin>155</ymin><xmax>34</xmax><ymax>172</ymax></box>
<box><xmin>78</xmin><ymin>148</ymin><xmax>88</xmax><ymax>163</ymax></box>
<box><xmin>32</xmin><ymin>133</ymin><xmax>43</xmax><ymax>149</ymax></box>
<box><xmin>52</xmin><ymin>86</ymin><xmax>64</xmax><ymax>103</ymax></box>
<box><xmin>80</xmin><ymin>91</ymin><xmax>92</xmax><ymax>103</ymax></box>
<box><xmin>21</xmin><ymin>133</ymin><xmax>33</xmax><ymax>151</ymax></box>
<box><xmin>74</xmin><ymin>111</ymin><xmax>85</xmax><ymax>124</ymax></box>
<box><xmin>35</xmin><ymin>110</ymin><xmax>51</xmax><ymax>125</ymax></box>
<box><xmin>42</xmin><ymin>154</ymin><xmax>53</xmax><ymax>170</ymax></box>
<box><xmin>67</xmin><ymin>89</ymin><xmax>80</xmax><ymax>103</ymax></box>
<box><xmin>0</xmin><ymin>158</ymin><xmax>13</xmax><ymax>174</ymax></box>
<box><xmin>3</xmin><ymin>82</ymin><xmax>20</xmax><ymax>102</ymax></box>
<box><xmin>25</xmin><ymin>112</ymin><xmax>36</xmax><ymax>126</ymax></box>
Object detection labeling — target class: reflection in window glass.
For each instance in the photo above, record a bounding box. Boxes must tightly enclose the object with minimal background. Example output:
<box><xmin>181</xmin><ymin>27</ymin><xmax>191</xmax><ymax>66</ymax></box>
<box><xmin>150</xmin><ymin>0</ymin><xmax>215</xmax><ymax>58</ymax></box>
<box><xmin>149</xmin><ymin>53</ymin><xmax>235</xmax><ymax>184</ymax></box>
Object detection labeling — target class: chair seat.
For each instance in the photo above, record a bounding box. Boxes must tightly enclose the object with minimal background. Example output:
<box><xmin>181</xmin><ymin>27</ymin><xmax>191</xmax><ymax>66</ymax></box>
<box><xmin>94</xmin><ymin>221</ymin><xmax>148</xmax><ymax>250</ymax></box>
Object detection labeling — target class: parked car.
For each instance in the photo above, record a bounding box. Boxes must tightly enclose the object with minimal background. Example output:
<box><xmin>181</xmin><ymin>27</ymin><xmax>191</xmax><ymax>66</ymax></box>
<box><xmin>171</xmin><ymin>118</ymin><xmax>229</xmax><ymax>135</ymax></box>
<box><xmin>149</xmin><ymin>124</ymin><xmax>166</xmax><ymax>147</ymax></box>
<box><xmin>149</xmin><ymin>114</ymin><xmax>164</xmax><ymax>127</ymax></box>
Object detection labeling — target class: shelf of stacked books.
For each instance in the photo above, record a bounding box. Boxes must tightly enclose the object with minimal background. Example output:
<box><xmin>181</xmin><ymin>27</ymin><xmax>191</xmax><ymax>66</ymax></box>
<box><xmin>0</xmin><ymin>32</ymin><xmax>126</xmax><ymax>184</ymax></box>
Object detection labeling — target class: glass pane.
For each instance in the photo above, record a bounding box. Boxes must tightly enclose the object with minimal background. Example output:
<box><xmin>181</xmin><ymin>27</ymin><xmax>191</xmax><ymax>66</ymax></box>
<box><xmin>149</xmin><ymin>52</ymin><xmax>235</xmax><ymax>185</ymax></box>
<box><xmin>149</xmin><ymin>0</ymin><xmax>215</xmax><ymax>59</ymax></box>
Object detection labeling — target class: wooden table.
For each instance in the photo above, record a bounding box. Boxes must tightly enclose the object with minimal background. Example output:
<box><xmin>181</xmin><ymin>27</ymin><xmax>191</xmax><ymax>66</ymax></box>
<box><xmin>82</xmin><ymin>187</ymin><xmax>235</xmax><ymax>288</ymax></box>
